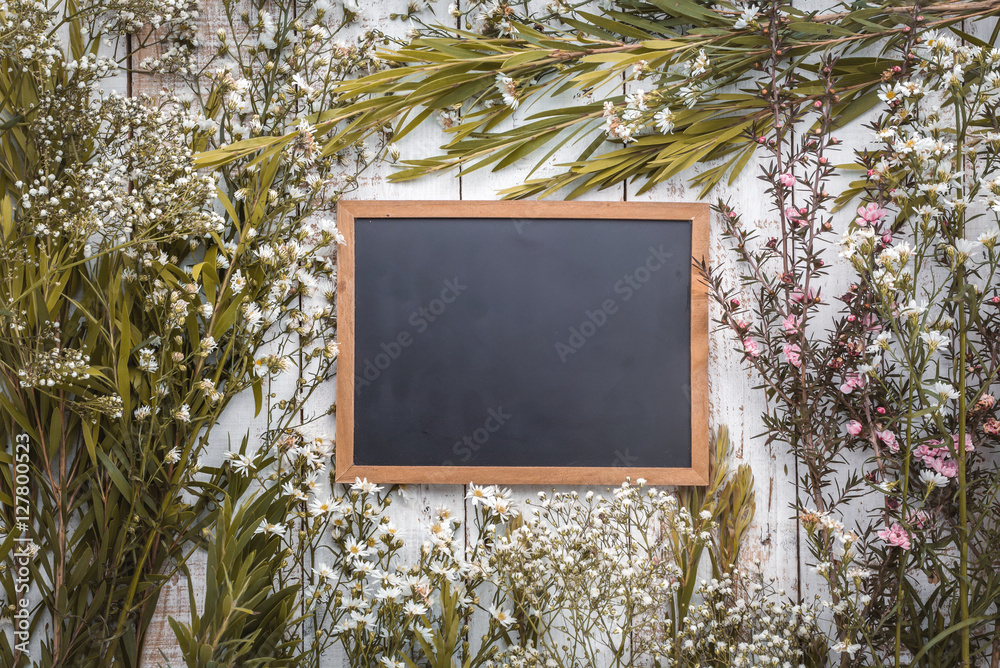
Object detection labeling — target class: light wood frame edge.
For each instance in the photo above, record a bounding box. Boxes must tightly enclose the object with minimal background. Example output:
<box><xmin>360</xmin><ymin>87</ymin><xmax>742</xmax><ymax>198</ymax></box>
<box><xmin>335</xmin><ymin>200</ymin><xmax>711</xmax><ymax>486</ymax></box>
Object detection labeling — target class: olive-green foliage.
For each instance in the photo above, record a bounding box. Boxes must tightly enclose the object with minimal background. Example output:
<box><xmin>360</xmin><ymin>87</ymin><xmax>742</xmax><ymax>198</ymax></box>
<box><xmin>168</xmin><ymin>438</ymin><xmax>303</xmax><ymax>668</ymax></box>
<box><xmin>206</xmin><ymin>0</ymin><xmax>1000</xmax><ymax>200</ymax></box>
<box><xmin>0</xmin><ymin>1</ymin><xmax>339</xmax><ymax>665</ymax></box>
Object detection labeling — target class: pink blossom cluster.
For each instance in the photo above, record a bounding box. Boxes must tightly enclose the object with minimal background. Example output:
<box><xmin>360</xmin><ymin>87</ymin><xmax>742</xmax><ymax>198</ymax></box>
<box><xmin>907</xmin><ymin>509</ymin><xmax>932</xmax><ymax>530</ymax></box>
<box><xmin>840</xmin><ymin>372</ymin><xmax>867</xmax><ymax>394</ymax></box>
<box><xmin>855</xmin><ymin>203</ymin><xmax>886</xmax><ymax>227</ymax></box>
<box><xmin>783</xmin><ymin>343</ymin><xmax>802</xmax><ymax>368</ymax></box>
<box><xmin>912</xmin><ymin>435</ymin><xmax>974</xmax><ymax>479</ymax></box>
<box><xmin>877</xmin><ymin>522</ymin><xmax>911</xmax><ymax>550</ymax></box>
<box><xmin>877</xmin><ymin>429</ymin><xmax>899</xmax><ymax>453</ymax></box>
<box><xmin>784</xmin><ymin>206</ymin><xmax>809</xmax><ymax>227</ymax></box>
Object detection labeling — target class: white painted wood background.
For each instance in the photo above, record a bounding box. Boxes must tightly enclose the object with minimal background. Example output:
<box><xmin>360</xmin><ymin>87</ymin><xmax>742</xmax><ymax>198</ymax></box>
<box><xmin>114</xmin><ymin>0</ymin><xmax>911</xmax><ymax>664</ymax></box>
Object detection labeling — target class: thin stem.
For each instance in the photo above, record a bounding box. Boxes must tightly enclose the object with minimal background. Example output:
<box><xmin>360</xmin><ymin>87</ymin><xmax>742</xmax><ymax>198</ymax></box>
<box><xmin>954</xmin><ymin>94</ymin><xmax>970</xmax><ymax>668</ymax></box>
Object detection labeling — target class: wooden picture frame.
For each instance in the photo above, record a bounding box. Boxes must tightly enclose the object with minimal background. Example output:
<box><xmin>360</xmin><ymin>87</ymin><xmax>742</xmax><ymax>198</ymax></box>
<box><xmin>335</xmin><ymin>201</ymin><xmax>710</xmax><ymax>485</ymax></box>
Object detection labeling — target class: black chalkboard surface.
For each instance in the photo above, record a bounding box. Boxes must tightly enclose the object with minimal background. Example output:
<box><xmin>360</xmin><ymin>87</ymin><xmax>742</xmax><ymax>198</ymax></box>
<box><xmin>336</xmin><ymin>201</ymin><xmax>709</xmax><ymax>485</ymax></box>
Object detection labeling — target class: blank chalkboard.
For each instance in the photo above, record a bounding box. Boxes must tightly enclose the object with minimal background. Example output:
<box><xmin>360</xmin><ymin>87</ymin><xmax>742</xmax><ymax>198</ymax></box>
<box><xmin>336</xmin><ymin>201</ymin><xmax>709</xmax><ymax>485</ymax></box>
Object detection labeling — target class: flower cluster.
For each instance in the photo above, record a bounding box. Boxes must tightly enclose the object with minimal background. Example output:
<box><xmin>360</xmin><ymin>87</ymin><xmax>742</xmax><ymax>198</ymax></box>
<box><xmin>675</xmin><ymin>574</ymin><xmax>823</xmax><ymax>667</ymax></box>
<box><xmin>490</xmin><ymin>481</ymin><xmax>707</xmax><ymax>665</ymax></box>
<box><xmin>17</xmin><ymin>346</ymin><xmax>90</xmax><ymax>389</ymax></box>
<box><xmin>707</xmin><ymin>12</ymin><xmax>1000</xmax><ymax>665</ymax></box>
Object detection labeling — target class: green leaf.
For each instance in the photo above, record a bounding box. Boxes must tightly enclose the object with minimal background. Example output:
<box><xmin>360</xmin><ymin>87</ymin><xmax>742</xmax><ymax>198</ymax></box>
<box><xmin>97</xmin><ymin>449</ymin><xmax>133</xmax><ymax>502</ymax></box>
<box><xmin>81</xmin><ymin>421</ymin><xmax>98</xmax><ymax>465</ymax></box>
<box><xmin>252</xmin><ymin>378</ymin><xmax>263</xmax><ymax>418</ymax></box>
<box><xmin>911</xmin><ymin>615</ymin><xmax>1000</xmax><ymax>664</ymax></box>
<box><xmin>118</xmin><ymin>296</ymin><xmax>132</xmax><ymax>415</ymax></box>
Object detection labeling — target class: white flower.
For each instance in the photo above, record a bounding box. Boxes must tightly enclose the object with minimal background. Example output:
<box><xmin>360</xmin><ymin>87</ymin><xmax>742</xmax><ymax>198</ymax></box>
<box><xmin>134</xmin><ymin>405</ymin><xmax>152</xmax><ymax>420</ymax></box>
<box><xmin>920</xmin><ymin>330</ymin><xmax>948</xmax><ymax>355</ymax></box>
<box><xmin>899</xmin><ymin>298</ymin><xmax>928</xmax><ymax>319</ymax></box>
<box><xmin>344</xmin><ymin>537</ymin><xmax>374</xmax><ymax>559</ymax></box>
<box><xmin>282</xmin><ymin>482</ymin><xmax>308</xmax><ymax>501</ymax></box>
<box><xmin>489</xmin><ymin>604</ymin><xmax>514</xmax><ymax>628</ymax></box>
<box><xmin>931</xmin><ymin>381</ymin><xmax>959</xmax><ymax>403</ymax></box>
<box><xmin>466</xmin><ymin>483</ymin><xmax>497</xmax><ymax>505</ymax></box>
<box><xmin>255</xmin><ymin>520</ymin><xmax>286</xmax><ymax>536</ymax></box>
<box><xmin>625</xmin><ymin>88</ymin><xmax>647</xmax><ymax>111</ymax></box>
<box><xmin>174</xmin><ymin>403</ymin><xmax>191</xmax><ymax>423</ymax></box>
<box><xmin>229</xmin><ymin>269</ymin><xmax>247</xmax><ymax>294</ymax></box>
<box><xmin>878</xmin><ymin>84</ymin><xmax>900</xmax><ymax>104</ymax></box>
<box><xmin>313</xmin><ymin>563</ymin><xmax>335</xmax><ymax>580</ymax></box>
<box><xmin>953</xmin><ymin>237</ymin><xmax>982</xmax><ymax>264</ymax></box>
<box><xmin>403</xmin><ymin>601</ymin><xmax>428</xmax><ymax>616</ymax></box>
<box><xmin>494</xmin><ymin>74</ymin><xmax>518</xmax><ymax>109</ymax></box>
<box><xmin>832</xmin><ymin>640</ymin><xmax>862</xmax><ymax>658</ymax></box>
<box><xmin>317</xmin><ymin>217</ymin><xmax>347</xmax><ymax>244</ymax></box>
<box><xmin>242</xmin><ymin>303</ymin><xmax>264</xmax><ymax>332</ymax></box>
<box><xmin>867</xmin><ymin>331</ymin><xmax>892</xmax><ymax>353</ymax></box>
<box><xmin>654</xmin><ymin>107</ymin><xmax>674</xmax><ymax>134</ymax></box>
<box><xmin>164</xmin><ymin>447</ymin><xmax>181</xmax><ymax>464</ymax></box>
<box><xmin>919</xmin><ymin>469</ymin><xmax>950</xmax><ymax>488</ymax></box>
<box><xmin>602</xmin><ymin>104</ymin><xmax>635</xmax><ymax>144</ymax></box>
<box><xmin>378</xmin><ymin>658</ymin><xmax>404</xmax><ymax>668</ymax></box>
<box><xmin>351</xmin><ymin>477</ymin><xmax>383</xmax><ymax>494</ymax></box>
<box><xmin>375</xmin><ymin>586</ymin><xmax>403</xmax><ymax>601</ymax></box>
<box><xmin>137</xmin><ymin>348</ymin><xmax>159</xmax><ymax>373</ymax></box>
<box><xmin>308</xmin><ymin>496</ymin><xmax>338</xmax><ymax>516</ymax></box>
<box><xmin>226</xmin><ymin>452</ymin><xmax>256</xmax><ymax>475</ymax></box>
<box><xmin>259</xmin><ymin>11</ymin><xmax>277</xmax><ymax>50</ymax></box>
<box><xmin>977</xmin><ymin>225</ymin><xmax>999</xmax><ymax>248</ymax></box>
<box><xmin>733</xmin><ymin>3</ymin><xmax>759</xmax><ymax>29</ymax></box>
<box><xmin>690</xmin><ymin>49</ymin><xmax>710</xmax><ymax>76</ymax></box>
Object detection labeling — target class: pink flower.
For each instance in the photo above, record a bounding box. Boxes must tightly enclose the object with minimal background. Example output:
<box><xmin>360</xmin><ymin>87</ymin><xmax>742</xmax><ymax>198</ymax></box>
<box><xmin>783</xmin><ymin>343</ymin><xmax>802</xmax><ymax>368</ymax></box>
<box><xmin>932</xmin><ymin>458</ymin><xmax>959</xmax><ymax>478</ymax></box>
<box><xmin>791</xmin><ymin>287</ymin><xmax>817</xmax><ymax>304</ymax></box>
<box><xmin>952</xmin><ymin>433</ymin><xmax>974</xmax><ymax>452</ymax></box>
<box><xmin>913</xmin><ymin>440</ymin><xmax>959</xmax><ymax>478</ymax></box>
<box><xmin>913</xmin><ymin>444</ymin><xmax>934</xmax><ymax>463</ymax></box>
<box><xmin>840</xmin><ymin>372</ymin><xmax>867</xmax><ymax>395</ymax></box>
<box><xmin>782</xmin><ymin>314</ymin><xmax>800</xmax><ymax>334</ymax></box>
<box><xmin>778</xmin><ymin>173</ymin><xmax>796</xmax><ymax>187</ymax></box>
<box><xmin>907</xmin><ymin>509</ymin><xmax>931</xmax><ymax>529</ymax></box>
<box><xmin>913</xmin><ymin>435</ymin><xmax>973</xmax><ymax>479</ymax></box>
<box><xmin>856</xmin><ymin>202</ymin><xmax>886</xmax><ymax>226</ymax></box>
<box><xmin>877</xmin><ymin>523</ymin><xmax>911</xmax><ymax>550</ymax></box>
<box><xmin>743</xmin><ymin>338</ymin><xmax>760</xmax><ymax>358</ymax></box>
<box><xmin>878</xmin><ymin>430</ymin><xmax>899</xmax><ymax>453</ymax></box>
<box><xmin>846</xmin><ymin>420</ymin><xmax>863</xmax><ymax>436</ymax></box>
